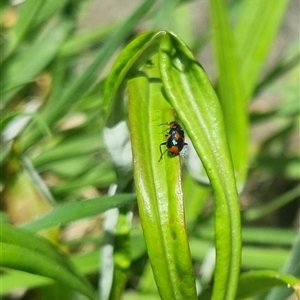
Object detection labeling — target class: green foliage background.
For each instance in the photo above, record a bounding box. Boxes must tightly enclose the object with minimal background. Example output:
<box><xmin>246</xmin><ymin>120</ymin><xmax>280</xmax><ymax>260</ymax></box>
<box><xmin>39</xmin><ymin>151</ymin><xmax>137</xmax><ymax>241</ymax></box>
<box><xmin>1</xmin><ymin>0</ymin><xmax>299</xmax><ymax>299</ymax></box>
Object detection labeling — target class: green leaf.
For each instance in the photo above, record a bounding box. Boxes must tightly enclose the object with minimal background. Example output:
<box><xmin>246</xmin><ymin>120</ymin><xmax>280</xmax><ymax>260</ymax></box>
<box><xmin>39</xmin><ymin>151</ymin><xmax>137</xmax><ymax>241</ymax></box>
<box><xmin>234</xmin><ymin>0</ymin><xmax>290</xmax><ymax>99</ymax></box>
<box><xmin>101</xmin><ymin>31</ymin><xmax>164</xmax><ymax>299</ymax></box>
<box><xmin>32</xmin><ymin>132</ymin><xmax>104</xmax><ymax>167</ymax></box>
<box><xmin>0</xmin><ymin>251</ymin><xmax>101</xmax><ymax>296</ymax></box>
<box><xmin>1</xmin><ymin>269</ymin><xmax>54</xmax><ymax>296</ymax></box>
<box><xmin>209</xmin><ymin>0</ymin><xmax>248</xmax><ymax>186</ymax></box>
<box><xmin>103</xmin><ymin>30</ymin><xmax>166</xmax><ymax>119</ymax></box>
<box><xmin>21</xmin><ymin>194</ymin><xmax>136</xmax><ymax>232</ymax></box>
<box><xmin>241</xmin><ymin>245</ymin><xmax>288</xmax><ymax>270</ymax></box>
<box><xmin>105</xmin><ymin>32</ymin><xmax>198</xmax><ymax>298</ymax></box>
<box><xmin>128</xmin><ymin>66</ymin><xmax>197</xmax><ymax>299</ymax></box>
<box><xmin>265</xmin><ymin>229</ymin><xmax>300</xmax><ymax>300</ymax></box>
<box><xmin>6</xmin><ymin>0</ymin><xmax>44</xmax><ymax>56</ymax></box>
<box><xmin>236</xmin><ymin>270</ymin><xmax>300</xmax><ymax>299</ymax></box>
<box><xmin>22</xmin><ymin>0</ymin><xmax>156</xmax><ymax>149</ymax></box>
<box><xmin>244</xmin><ymin>185</ymin><xmax>300</xmax><ymax>221</ymax></box>
<box><xmin>49</xmin><ymin>0</ymin><xmax>156</xmax><ymax>125</ymax></box>
<box><xmin>2</xmin><ymin>20</ymin><xmax>72</xmax><ymax>105</ymax></box>
<box><xmin>183</xmin><ymin>173</ymin><xmax>210</xmax><ymax>225</ymax></box>
<box><xmin>101</xmin><ymin>207</ymin><xmax>132</xmax><ymax>300</ymax></box>
<box><xmin>103</xmin><ymin>29</ymin><xmax>242</xmax><ymax>299</ymax></box>
<box><xmin>159</xmin><ymin>33</ymin><xmax>241</xmax><ymax>300</ymax></box>
<box><xmin>1</xmin><ymin>230</ymin><xmax>146</xmax><ymax>295</ymax></box>
<box><xmin>29</xmin><ymin>0</ymin><xmax>71</xmax><ymax>29</ymax></box>
<box><xmin>59</xmin><ymin>24</ymin><xmax>116</xmax><ymax>57</ymax></box>
<box><xmin>0</xmin><ymin>224</ymin><xmax>96</xmax><ymax>300</ymax></box>
<box><xmin>256</xmin><ymin>38</ymin><xmax>300</xmax><ymax>93</ymax></box>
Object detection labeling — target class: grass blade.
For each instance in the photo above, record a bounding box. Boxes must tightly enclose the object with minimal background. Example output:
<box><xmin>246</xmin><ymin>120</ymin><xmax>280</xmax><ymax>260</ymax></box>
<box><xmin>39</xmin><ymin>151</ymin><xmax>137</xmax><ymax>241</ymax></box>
<box><xmin>21</xmin><ymin>194</ymin><xmax>135</xmax><ymax>232</ymax></box>
<box><xmin>1</xmin><ymin>224</ymin><xmax>96</xmax><ymax>300</ymax></box>
<box><xmin>209</xmin><ymin>0</ymin><xmax>248</xmax><ymax>186</ymax></box>
<box><xmin>234</xmin><ymin>0</ymin><xmax>290</xmax><ymax>99</ymax></box>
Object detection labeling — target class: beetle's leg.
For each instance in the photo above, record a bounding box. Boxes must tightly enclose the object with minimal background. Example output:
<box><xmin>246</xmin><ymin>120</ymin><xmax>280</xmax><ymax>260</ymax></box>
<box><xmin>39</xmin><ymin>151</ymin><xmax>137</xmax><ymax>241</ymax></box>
<box><xmin>158</xmin><ymin>142</ymin><xmax>167</xmax><ymax>162</ymax></box>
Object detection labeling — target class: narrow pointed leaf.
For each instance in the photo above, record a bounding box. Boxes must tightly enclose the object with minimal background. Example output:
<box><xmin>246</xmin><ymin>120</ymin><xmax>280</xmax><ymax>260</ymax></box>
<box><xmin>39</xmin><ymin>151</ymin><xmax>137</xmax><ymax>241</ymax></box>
<box><xmin>128</xmin><ymin>70</ymin><xmax>197</xmax><ymax>299</ymax></box>
<box><xmin>22</xmin><ymin>0</ymin><xmax>156</xmax><ymax>149</ymax></box>
<box><xmin>209</xmin><ymin>0</ymin><xmax>248</xmax><ymax>186</ymax></box>
<box><xmin>21</xmin><ymin>194</ymin><xmax>135</xmax><ymax>232</ymax></box>
<box><xmin>106</xmin><ymin>207</ymin><xmax>132</xmax><ymax>300</ymax></box>
<box><xmin>6</xmin><ymin>0</ymin><xmax>44</xmax><ymax>56</ymax></box>
<box><xmin>237</xmin><ymin>270</ymin><xmax>300</xmax><ymax>300</ymax></box>
<box><xmin>265</xmin><ymin>229</ymin><xmax>300</xmax><ymax>300</ymax></box>
<box><xmin>2</xmin><ymin>20</ymin><xmax>72</xmax><ymax>105</ymax></box>
<box><xmin>103</xmin><ymin>30</ymin><xmax>166</xmax><ymax>119</ymax></box>
<box><xmin>0</xmin><ymin>224</ymin><xmax>96</xmax><ymax>300</ymax></box>
<box><xmin>104</xmin><ymin>29</ymin><xmax>197</xmax><ymax>299</ymax></box>
<box><xmin>159</xmin><ymin>33</ymin><xmax>241</xmax><ymax>300</ymax></box>
<box><xmin>234</xmin><ymin>0</ymin><xmax>290</xmax><ymax>99</ymax></box>
<box><xmin>50</xmin><ymin>0</ymin><xmax>156</xmax><ymax>124</ymax></box>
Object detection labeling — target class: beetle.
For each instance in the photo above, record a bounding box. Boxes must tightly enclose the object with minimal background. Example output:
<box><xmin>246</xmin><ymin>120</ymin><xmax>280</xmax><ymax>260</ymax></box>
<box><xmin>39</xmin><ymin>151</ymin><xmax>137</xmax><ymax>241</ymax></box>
<box><xmin>158</xmin><ymin>121</ymin><xmax>188</xmax><ymax>162</ymax></box>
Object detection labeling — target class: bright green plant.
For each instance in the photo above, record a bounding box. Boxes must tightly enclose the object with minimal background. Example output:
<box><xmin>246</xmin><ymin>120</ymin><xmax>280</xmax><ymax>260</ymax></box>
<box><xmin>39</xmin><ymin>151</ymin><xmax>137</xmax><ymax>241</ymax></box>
<box><xmin>1</xmin><ymin>0</ymin><xmax>299</xmax><ymax>300</ymax></box>
<box><xmin>103</xmin><ymin>30</ymin><xmax>241</xmax><ymax>299</ymax></box>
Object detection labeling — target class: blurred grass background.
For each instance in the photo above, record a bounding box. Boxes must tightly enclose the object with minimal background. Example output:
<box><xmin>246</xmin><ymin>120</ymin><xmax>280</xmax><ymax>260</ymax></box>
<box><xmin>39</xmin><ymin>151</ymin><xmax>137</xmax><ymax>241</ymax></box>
<box><xmin>1</xmin><ymin>0</ymin><xmax>299</xmax><ymax>299</ymax></box>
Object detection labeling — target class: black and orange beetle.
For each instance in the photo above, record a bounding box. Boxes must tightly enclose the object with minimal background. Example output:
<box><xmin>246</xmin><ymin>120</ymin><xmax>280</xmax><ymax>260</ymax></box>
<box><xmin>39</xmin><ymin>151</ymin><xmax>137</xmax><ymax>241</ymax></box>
<box><xmin>158</xmin><ymin>121</ymin><xmax>188</xmax><ymax>162</ymax></box>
